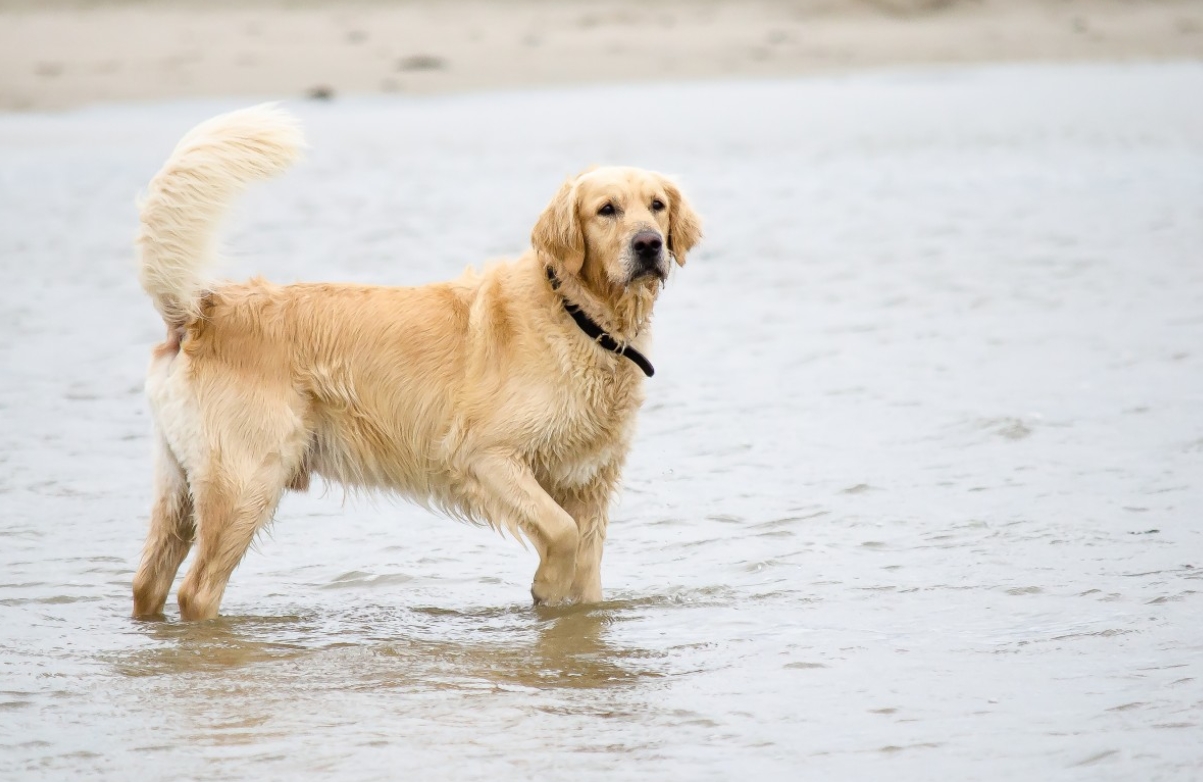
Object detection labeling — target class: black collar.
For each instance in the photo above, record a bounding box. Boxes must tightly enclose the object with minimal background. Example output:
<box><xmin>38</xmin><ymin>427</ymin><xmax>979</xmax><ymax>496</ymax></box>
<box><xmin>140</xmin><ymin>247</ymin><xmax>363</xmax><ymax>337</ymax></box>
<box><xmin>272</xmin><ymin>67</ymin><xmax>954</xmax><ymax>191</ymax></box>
<box><xmin>546</xmin><ymin>267</ymin><xmax>655</xmax><ymax>377</ymax></box>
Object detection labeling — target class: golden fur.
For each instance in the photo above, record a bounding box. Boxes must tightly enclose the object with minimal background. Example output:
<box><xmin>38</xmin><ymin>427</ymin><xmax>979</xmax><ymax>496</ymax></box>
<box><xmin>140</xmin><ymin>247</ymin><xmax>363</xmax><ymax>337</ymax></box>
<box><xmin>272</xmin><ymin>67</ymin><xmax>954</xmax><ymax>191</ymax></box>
<box><xmin>130</xmin><ymin>105</ymin><xmax>702</xmax><ymax>620</ymax></box>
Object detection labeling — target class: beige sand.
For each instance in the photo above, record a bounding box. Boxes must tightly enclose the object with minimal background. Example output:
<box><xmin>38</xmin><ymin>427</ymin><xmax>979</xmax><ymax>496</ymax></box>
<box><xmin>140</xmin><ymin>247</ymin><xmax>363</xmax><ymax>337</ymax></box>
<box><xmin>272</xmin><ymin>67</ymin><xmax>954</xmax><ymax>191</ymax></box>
<box><xmin>1</xmin><ymin>0</ymin><xmax>1201</xmax><ymax>111</ymax></box>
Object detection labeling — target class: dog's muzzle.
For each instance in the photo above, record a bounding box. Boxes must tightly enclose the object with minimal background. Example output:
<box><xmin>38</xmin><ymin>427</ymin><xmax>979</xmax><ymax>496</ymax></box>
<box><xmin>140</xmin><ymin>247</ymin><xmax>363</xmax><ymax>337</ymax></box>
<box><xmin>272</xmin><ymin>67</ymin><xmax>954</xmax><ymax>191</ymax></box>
<box><xmin>630</xmin><ymin>230</ymin><xmax>666</xmax><ymax>280</ymax></box>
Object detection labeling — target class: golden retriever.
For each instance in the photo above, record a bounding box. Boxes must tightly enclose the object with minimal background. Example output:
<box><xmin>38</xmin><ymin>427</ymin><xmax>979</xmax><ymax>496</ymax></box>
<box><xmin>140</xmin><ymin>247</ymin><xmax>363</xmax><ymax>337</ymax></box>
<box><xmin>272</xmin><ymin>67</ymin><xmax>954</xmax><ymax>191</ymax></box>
<box><xmin>130</xmin><ymin>105</ymin><xmax>702</xmax><ymax>620</ymax></box>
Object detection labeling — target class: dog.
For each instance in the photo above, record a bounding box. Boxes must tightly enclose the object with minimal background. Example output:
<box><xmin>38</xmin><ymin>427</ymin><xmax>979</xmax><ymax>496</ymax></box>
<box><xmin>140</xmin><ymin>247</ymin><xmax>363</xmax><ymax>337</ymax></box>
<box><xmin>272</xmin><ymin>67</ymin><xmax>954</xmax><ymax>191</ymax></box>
<box><xmin>129</xmin><ymin>105</ymin><xmax>702</xmax><ymax>620</ymax></box>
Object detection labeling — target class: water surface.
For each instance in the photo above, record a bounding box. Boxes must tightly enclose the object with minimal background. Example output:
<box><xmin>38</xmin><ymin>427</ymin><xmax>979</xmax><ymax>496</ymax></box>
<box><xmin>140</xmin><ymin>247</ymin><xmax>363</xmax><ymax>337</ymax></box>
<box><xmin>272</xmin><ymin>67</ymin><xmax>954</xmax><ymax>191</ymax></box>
<box><xmin>1</xmin><ymin>64</ymin><xmax>1202</xmax><ymax>780</ymax></box>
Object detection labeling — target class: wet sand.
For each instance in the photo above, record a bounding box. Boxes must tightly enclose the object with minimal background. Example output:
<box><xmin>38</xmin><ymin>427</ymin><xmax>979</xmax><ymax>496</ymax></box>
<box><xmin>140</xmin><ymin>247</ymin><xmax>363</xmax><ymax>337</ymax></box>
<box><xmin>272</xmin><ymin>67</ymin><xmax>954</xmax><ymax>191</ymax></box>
<box><xmin>1</xmin><ymin>0</ymin><xmax>1202</xmax><ymax>110</ymax></box>
<box><xmin>1</xmin><ymin>62</ymin><xmax>1201</xmax><ymax>779</ymax></box>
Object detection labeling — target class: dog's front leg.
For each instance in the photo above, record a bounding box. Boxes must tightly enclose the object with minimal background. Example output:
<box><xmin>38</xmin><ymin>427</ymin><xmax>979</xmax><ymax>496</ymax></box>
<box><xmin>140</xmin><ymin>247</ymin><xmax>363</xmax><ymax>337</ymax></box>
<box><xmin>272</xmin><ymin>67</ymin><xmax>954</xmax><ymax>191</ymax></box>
<box><xmin>468</xmin><ymin>453</ymin><xmax>578</xmax><ymax>605</ymax></box>
<box><xmin>556</xmin><ymin>480</ymin><xmax>614</xmax><ymax>604</ymax></box>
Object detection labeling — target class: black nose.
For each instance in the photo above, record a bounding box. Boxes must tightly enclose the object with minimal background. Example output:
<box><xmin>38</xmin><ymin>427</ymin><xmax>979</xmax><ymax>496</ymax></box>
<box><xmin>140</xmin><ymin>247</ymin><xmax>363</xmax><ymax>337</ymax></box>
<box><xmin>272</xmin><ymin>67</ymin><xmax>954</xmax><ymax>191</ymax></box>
<box><xmin>632</xmin><ymin>231</ymin><xmax>663</xmax><ymax>260</ymax></box>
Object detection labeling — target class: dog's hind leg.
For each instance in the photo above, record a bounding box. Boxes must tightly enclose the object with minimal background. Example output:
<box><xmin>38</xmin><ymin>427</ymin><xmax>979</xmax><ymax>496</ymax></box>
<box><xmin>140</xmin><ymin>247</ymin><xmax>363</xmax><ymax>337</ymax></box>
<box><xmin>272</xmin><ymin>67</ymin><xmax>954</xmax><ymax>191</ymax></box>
<box><xmin>132</xmin><ymin>436</ymin><xmax>196</xmax><ymax>619</ymax></box>
<box><xmin>176</xmin><ymin>458</ymin><xmax>289</xmax><ymax>621</ymax></box>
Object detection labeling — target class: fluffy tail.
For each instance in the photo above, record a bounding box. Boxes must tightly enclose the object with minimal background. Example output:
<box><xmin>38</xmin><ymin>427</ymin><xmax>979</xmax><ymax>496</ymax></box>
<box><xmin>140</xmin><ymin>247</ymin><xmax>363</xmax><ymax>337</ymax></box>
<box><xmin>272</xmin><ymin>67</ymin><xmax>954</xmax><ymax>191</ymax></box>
<box><xmin>136</xmin><ymin>104</ymin><xmax>304</xmax><ymax>327</ymax></box>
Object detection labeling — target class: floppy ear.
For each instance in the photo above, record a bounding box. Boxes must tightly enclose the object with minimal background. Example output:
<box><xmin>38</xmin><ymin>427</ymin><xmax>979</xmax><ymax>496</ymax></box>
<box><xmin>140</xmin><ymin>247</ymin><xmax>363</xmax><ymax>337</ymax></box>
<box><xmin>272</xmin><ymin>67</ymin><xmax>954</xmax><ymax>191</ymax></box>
<box><xmin>662</xmin><ymin>179</ymin><xmax>702</xmax><ymax>267</ymax></box>
<box><xmin>531</xmin><ymin>177</ymin><xmax>585</xmax><ymax>275</ymax></box>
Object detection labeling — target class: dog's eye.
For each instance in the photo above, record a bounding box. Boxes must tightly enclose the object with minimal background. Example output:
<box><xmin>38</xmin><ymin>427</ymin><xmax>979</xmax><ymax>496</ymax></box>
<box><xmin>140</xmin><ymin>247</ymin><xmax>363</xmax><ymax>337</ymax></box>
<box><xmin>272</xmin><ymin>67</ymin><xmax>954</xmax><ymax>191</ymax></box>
<box><xmin>650</xmin><ymin>199</ymin><xmax>665</xmax><ymax>212</ymax></box>
<box><xmin>598</xmin><ymin>203</ymin><xmax>616</xmax><ymax>217</ymax></box>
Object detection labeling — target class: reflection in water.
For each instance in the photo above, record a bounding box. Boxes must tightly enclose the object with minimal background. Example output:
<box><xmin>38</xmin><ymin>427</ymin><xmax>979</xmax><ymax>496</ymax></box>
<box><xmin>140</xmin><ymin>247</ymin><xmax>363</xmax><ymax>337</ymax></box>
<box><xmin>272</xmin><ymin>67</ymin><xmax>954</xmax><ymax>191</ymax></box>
<box><xmin>117</xmin><ymin>615</ymin><xmax>315</xmax><ymax>675</ymax></box>
<box><xmin>102</xmin><ymin>601</ymin><xmax>674</xmax><ymax>763</ymax></box>
<box><xmin>114</xmin><ymin>602</ymin><xmax>664</xmax><ymax>691</ymax></box>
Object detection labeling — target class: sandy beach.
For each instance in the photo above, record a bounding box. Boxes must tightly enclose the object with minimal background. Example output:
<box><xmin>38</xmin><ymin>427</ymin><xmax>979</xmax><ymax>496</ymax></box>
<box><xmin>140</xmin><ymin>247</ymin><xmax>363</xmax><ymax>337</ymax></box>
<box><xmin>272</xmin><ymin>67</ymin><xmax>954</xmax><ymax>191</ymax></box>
<box><xmin>1</xmin><ymin>0</ymin><xmax>1202</xmax><ymax>111</ymax></box>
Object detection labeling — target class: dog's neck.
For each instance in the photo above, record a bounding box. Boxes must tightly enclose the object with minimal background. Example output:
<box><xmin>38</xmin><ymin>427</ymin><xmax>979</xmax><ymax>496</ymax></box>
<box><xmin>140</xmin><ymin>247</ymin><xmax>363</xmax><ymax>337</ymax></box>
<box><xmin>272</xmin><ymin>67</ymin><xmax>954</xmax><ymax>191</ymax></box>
<box><xmin>545</xmin><ymin>263</ymin><xmax>659</xmax><ymax>346</ymax></box>
<box><xmin>546</xmin><ymin>267</ymin><xmax>656</xmax><ymax>377</ymax></box>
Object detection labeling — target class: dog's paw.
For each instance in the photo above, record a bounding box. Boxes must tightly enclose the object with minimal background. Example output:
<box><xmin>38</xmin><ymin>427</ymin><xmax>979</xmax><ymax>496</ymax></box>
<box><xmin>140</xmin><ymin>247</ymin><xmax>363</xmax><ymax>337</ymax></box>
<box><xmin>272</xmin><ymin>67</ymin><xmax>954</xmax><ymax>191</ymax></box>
<box><xmin>530</xmin><ymin>576</ymin><xmax>573</xmax><ymax>606</ymax></box>
<box><xmin>530</xmin><ymin>551</ymin><xmax>576</xmax><ymax>606</ymax></box>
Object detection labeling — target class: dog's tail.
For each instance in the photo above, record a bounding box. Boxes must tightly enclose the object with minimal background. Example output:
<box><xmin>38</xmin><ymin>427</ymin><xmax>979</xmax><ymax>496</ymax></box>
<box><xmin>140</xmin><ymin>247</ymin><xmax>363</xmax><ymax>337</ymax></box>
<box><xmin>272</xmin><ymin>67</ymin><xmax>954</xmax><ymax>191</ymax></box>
<box><xmin>136</xmin><ymin>104</ymin><xmax>304</xmax><ymax>327</ymax></box>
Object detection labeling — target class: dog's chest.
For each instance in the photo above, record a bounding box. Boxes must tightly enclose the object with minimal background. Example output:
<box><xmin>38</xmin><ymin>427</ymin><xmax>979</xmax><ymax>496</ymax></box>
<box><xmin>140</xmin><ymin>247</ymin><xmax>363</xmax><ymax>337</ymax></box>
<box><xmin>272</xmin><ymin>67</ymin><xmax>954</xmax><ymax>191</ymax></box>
<box><xmin>534</xmin><ymin>367</ymin><xmax>644</xmax><ymax>488</ymax></box>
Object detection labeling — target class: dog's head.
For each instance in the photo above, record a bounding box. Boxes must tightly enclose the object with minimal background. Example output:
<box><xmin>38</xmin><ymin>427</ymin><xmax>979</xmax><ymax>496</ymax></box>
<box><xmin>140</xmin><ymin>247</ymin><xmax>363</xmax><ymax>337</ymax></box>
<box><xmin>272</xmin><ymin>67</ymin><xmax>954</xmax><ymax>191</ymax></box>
<box><xmin>532</xmin><ymin>167</ymin><xmax>702</xmax><ymax>299</ymax></box>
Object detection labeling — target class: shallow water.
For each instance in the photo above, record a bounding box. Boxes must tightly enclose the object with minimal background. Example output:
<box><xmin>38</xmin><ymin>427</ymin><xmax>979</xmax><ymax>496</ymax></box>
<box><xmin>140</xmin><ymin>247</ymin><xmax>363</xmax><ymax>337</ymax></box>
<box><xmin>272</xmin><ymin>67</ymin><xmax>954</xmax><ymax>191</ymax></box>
<box><xmin>1</xmin><ymin>64</ymin><xmax>1202</xmax><ymax>780</ymax></box>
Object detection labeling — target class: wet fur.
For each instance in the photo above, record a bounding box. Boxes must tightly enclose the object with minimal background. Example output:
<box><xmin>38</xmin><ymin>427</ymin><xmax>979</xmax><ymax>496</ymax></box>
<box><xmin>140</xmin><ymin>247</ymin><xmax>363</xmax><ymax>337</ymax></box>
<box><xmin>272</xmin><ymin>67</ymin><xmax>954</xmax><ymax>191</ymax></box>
<box><xmin>130</xmin><ymin>105</ymin><xmax>702</xmax><ymax>620</ymax></box>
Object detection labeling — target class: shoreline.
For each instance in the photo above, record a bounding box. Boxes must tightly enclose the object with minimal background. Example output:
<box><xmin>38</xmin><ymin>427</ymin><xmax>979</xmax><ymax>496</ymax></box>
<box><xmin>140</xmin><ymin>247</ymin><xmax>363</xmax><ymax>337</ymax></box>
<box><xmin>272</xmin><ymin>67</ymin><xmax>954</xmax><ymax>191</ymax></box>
<box><xmin>1</xmin><ymin>0</ymin><xmax>1201</xmax><ymax>112</ymax></box>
